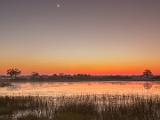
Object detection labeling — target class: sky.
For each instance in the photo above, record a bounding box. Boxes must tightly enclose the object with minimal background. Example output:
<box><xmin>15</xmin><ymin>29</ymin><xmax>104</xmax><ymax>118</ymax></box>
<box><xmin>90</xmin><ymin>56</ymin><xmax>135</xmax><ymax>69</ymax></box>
<box><xmin>0</xmin><ymin>0</ymin><xmax>160</xmax><ymax>75</ymax></box>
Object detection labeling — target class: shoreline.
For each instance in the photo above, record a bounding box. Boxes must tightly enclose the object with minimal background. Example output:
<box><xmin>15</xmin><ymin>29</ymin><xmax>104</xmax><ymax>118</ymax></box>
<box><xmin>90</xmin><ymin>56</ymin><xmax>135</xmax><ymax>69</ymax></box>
<box><xmin>0</xmin><ymin>79</ymin><xmax>160</xmax><ymax>83</ymax></box>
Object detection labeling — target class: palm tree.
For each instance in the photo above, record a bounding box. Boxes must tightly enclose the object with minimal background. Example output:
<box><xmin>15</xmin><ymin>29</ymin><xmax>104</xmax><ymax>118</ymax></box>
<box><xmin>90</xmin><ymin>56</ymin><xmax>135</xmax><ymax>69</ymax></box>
<box><xmin>7</xmin><ymin>68</ymin><xmax>21</xmax><ymax>80</ymax></box>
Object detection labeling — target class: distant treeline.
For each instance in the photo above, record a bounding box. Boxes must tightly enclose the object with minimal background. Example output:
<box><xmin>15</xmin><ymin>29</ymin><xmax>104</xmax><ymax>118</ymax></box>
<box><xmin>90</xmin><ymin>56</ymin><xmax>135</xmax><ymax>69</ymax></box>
<box><xmin>29</xmin><ymin>74</ymin><xmax>160</xmax><ymax>81</ymax></box>
<box><xmin>0</xmin><ymin>68</ymin><xmax>160</xmax><ymax>81</ymax></box>
<box><xmin>29</xmin><ymin>74</ymin><xmax>134</xmax><ymax>81</ymax></box>
<box><xmin>1</xmin><ymin>74</ymin><xmax>160</xmax><ymax>81</ymax></box>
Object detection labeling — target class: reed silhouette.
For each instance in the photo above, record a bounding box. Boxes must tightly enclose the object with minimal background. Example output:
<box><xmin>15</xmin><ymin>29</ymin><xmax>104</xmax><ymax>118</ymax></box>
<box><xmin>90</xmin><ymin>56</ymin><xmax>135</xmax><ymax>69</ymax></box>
<box><xmin>0</xmin><ymin>95</ymin><xmax>160</xmax><ymax>120</ymax></box>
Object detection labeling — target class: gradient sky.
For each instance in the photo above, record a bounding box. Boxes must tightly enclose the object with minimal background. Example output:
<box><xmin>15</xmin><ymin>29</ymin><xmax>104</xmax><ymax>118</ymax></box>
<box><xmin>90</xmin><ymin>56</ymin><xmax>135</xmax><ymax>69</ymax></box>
<box><xmin>0</xmin><ymin>0</ymin><xmax>160</xmax><ymax>75</ymax></box>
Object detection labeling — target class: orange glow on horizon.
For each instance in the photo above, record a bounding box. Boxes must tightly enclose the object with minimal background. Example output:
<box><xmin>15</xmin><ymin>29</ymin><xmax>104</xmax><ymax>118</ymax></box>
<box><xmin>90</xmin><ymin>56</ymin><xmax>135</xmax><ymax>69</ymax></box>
<box><xmin>0</xmin><ymin>63</ymin><xmax>160</xmax><ymax>75</ymax></box>
<box><xmin>1</xmin><ymin>56</ymin><xmax>160</xmax><ymax>75</ymax></box>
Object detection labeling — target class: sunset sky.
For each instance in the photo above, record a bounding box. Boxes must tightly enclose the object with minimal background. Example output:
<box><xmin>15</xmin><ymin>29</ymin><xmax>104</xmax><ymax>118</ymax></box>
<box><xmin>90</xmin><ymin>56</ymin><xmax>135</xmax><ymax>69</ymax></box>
<box><xmin>0</xmin><ymin>0</ymin><xmax>160</xmax><ymax>75</ymax></box>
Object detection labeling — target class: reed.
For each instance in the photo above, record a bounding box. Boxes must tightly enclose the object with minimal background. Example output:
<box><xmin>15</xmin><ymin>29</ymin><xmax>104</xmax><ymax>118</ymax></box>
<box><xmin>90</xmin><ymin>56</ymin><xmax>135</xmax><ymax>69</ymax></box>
<box><xmin>0</xmin><ymin>95</ymin><xmax>160</xmax><ymax>120</ymax></box>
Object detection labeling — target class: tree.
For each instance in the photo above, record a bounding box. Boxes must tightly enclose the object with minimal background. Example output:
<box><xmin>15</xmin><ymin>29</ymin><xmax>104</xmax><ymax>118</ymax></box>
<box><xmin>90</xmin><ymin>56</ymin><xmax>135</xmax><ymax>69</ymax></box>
<box><xmin>31</xmin><ymin>72</ymin><xmax>40</xmax><ymax>80</ymax></box>
<box><xmin>7</xmin><ymin>68</ymin><xmax>21</xmax><ymax>79</ymax></box>
<box><xmin>143</xmin><ymin>69</ymin><xmax>153</xmax><ymax>79</ymax></box>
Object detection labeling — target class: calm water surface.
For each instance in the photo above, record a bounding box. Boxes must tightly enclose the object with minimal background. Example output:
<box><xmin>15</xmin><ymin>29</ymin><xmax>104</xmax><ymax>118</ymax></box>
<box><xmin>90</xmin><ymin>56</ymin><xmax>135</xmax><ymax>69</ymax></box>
<box><xmin>0</xmin><ymin>81</ymin><xmax>160</xmax><ymax>96</ymax></box>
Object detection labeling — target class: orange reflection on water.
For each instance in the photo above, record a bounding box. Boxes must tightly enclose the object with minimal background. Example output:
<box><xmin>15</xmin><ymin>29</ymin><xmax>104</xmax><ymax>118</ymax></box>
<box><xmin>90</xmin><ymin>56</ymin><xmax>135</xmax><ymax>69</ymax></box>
<box><xmin>0</xmin><ymin>81</ymin><xmax>160</xmax><ymax>96</ymax></box>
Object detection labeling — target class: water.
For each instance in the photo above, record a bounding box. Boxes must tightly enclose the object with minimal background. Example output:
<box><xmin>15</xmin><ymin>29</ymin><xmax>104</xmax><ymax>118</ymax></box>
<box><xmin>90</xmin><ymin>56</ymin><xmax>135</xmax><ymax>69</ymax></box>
<box><xmin>0</xmin><ymin>81</ymin><xmax>160</xmax><ymax>96</ymax></box>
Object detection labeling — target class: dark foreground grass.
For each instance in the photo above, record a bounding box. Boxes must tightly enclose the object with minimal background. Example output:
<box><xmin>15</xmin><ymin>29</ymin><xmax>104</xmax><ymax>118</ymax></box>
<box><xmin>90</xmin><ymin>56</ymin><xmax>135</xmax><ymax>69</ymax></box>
<box><xmin>0</xmin><ymin>95</ymin><xmax>160</xmax><ymax>120</ymax></box>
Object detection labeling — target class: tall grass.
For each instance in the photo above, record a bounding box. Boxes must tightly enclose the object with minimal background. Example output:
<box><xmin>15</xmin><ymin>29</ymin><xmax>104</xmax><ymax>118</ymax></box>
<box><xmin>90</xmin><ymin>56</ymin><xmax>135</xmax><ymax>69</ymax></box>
<box><xmin>0</xmin><ymin>95</ymin><xmax>160</xmax><ymax>120</ymax></box>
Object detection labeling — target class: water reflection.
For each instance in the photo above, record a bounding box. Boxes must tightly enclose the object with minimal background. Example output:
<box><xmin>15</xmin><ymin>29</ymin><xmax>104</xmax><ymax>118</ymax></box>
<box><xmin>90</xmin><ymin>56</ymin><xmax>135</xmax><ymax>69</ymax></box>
<box><xmin>0</xmin><ymin>81</ymin><xmax>160</xmax><ymax>96</ymax></box>
<box><xmin>143</xmin><ymin>82</ymin><xmax>153</xmax><ymax>90</ymax></box>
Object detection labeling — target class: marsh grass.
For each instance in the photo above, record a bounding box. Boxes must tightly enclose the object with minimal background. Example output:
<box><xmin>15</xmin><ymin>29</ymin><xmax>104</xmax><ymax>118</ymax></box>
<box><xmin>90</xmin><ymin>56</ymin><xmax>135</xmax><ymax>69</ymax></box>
<box><xmin>0</xmin><ymin>95</ymin><xmax>160</xmax><ymax>120</ymax></box>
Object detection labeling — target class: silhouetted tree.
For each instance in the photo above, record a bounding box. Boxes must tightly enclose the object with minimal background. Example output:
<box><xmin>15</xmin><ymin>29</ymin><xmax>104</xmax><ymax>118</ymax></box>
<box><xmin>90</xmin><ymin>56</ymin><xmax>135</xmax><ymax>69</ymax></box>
<box><xmin>7</xmin><ymin>68</ymin><xmax>21</xmax><ymax>79</ymax></box>
<box><xmin>31</xmin><ymin>72</ymin><xmax>40</xmax><ymax>80</ymax></box>
<box><xmin>143</xmin><ymin>69</ymin><xmax>153</xmax><ymax>79</ymax></box>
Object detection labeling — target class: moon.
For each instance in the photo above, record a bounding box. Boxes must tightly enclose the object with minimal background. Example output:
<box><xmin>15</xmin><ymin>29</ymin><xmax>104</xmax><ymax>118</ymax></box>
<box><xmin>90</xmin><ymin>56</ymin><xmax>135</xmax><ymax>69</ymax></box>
<box><xmin>57</xmin><ymin>4</ymin><xmax>60</xmax><ymax>8</ymax></box>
